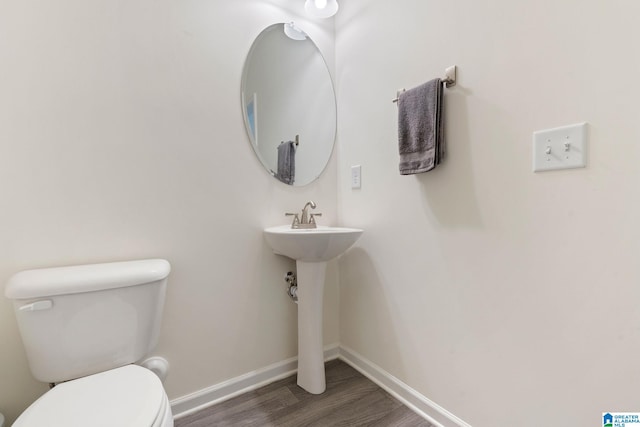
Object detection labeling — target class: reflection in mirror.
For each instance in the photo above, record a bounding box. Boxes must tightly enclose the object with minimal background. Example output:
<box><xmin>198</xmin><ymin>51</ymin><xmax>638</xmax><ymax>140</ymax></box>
<box><xmin>241</xmin><ymin>23</ymin><xmax>337</xmax><ymax>186</ymax></box>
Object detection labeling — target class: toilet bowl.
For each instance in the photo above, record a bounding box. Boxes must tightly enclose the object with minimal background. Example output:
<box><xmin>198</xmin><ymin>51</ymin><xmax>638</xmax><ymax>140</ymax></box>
<box><xmin>13</xmin><ymin>365</ymin><xmax>172</xmax><ymax>427</ymax></box>
<box><xmin>5</xmin><ymin>259</ymin><xmax>174</xmax><ymax>427</ymax></box>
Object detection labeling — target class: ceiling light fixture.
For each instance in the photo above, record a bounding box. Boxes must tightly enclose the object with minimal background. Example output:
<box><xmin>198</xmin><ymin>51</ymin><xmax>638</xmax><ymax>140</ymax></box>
<box><xmin>304</xmin><ymin>0</ymin><xmax>339</xmax><ymax>19</ymax></box>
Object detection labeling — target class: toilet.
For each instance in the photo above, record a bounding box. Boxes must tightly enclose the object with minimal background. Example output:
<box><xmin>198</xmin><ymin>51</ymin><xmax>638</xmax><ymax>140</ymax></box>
<box><xmin>5</xmin><ymin>259</ymin><xmax>173</xmax><ymax>427</ymax></box>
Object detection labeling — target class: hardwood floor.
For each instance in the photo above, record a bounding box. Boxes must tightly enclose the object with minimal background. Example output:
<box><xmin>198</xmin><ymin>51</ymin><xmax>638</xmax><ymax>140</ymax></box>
<box><xmin>175</xmin><ymin>360</ymin><xmax>434</xmax><ymax>427</ymax></box>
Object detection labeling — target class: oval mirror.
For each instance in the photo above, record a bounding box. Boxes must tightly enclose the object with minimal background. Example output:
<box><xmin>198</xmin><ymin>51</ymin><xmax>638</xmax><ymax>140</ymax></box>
<box><xmin>241</xmin><ymin>23</ymin><xmax>337</xmax><ymax>186</ymax></box>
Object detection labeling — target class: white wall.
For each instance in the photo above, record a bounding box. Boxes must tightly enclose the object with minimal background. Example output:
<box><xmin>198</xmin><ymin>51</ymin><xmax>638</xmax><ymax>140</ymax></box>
<box><xmin>0</xmin><ymin>0</ymin><xmax>338</xmax><ymax>423</ymax></box>
<box><xmin>336</xmin><ymin>1</ymin><xmax>640</xmax><ymax>426</ymax></box>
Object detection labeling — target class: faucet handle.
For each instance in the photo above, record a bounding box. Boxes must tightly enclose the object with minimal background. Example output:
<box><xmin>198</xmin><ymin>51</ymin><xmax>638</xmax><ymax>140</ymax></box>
<box><xmin>285</xmin><ymin>212</ymin><xmax>300</xmax><ymax>228</ymax></box>
<box><xmin>309</xmin><ymin>213</ymin><xmax>322</xmax><ymax>225</ymax></box>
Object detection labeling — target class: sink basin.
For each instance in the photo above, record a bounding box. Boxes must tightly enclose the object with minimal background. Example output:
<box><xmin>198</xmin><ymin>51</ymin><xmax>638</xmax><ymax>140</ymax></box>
<box><xmin>263</xmin><ymin>224</ymin><xmax>363</xmax><ymax>394</ymax></box>
<box><xmin>264</xmin><ymin>225</ymin><xmax>363</xmax><ymax>262</ymax></box>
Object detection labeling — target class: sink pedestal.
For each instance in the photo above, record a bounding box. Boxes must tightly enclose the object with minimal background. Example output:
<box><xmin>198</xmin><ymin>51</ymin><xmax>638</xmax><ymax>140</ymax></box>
<box><xmin>296</xmin><ymin>261</ymin><xmax>327</xmax><ymax>394</ymax></box>
<box><xmin>262</xmin><ymin>225</ymin><xmax>364</xmax><ymax>395</ymax></box>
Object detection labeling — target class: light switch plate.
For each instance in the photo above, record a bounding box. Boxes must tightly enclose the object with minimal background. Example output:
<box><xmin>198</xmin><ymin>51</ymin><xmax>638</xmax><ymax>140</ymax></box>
<box><xmin>533</xmin><ymin>122</ymin><xmax>587</xmax><ymax>172</ymax></box>
<box><xmin>351</xmin><ymin>165</ymin><xmax>361</xmax><ymax>189</ymax></box>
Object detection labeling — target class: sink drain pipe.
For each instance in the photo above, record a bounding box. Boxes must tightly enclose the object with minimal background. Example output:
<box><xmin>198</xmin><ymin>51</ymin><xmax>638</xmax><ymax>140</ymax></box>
<box><xmin>285</xmin><ymin>271</ymin><xmax>298</xmax><ymax>303</ymax></box>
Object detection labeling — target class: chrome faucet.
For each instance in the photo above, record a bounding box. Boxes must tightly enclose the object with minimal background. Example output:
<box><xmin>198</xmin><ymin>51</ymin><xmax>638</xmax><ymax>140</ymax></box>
<box><xmin>286</xmin><ymin>201</ymin><xmax>322</xmax><ymax>229</ymax></box>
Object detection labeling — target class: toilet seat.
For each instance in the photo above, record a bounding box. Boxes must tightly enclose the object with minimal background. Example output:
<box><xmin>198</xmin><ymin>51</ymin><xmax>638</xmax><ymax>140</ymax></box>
<box><xmin>14</xmin><ymin>365</ymin><xmax>172</xmax><ymax>427</ymax></box>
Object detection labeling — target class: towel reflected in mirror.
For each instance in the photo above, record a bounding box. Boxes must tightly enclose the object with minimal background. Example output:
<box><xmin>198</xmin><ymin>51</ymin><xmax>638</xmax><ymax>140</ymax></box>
<box><xmin>276</xmin><ymin>140</ymin><xmax>296</xmax><ymax>185</ymax></box>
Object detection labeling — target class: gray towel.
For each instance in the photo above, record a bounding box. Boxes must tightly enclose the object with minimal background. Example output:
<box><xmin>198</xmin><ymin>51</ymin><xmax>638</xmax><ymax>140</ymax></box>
<box><xmin>276</xmin><ymin>140</ymin><xmax>296</xmax><ymax>185</ymax></box>
<box><xmin>397</xmin><ymin>78</ymin><xmax>444</xmax><ymax>174</ymax></box>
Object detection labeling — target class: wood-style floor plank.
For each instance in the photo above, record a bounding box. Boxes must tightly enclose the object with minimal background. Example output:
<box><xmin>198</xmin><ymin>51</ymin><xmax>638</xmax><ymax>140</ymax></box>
<box><xmin>175</xmin><ymin>360</ymin><xmax>435</xmax><ymax>427</ymax></box>
<box><xmin>303</xmin><ymin>389</ymin><xmax>402</xmax><ymax>427</ymax></box>
<box><xmin>271</xmin><ymin>375</ymin><xmax>380</xmax><ymax>427</ymax></box>
<box><xmin>368</xmin><ymin>405</ymin><xmax>435</xmax><ymax>427</ymax></box>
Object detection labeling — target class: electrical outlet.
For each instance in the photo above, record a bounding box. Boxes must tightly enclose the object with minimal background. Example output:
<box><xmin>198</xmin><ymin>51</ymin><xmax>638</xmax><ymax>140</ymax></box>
<box><xmin>533</xmin><ymin>122</ymin><xmax>587</xmax><ymax>172</ymax></box>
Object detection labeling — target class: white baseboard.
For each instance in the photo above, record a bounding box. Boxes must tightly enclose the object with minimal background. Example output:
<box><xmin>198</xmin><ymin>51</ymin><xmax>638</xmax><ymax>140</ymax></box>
<box><xmin>171</xmin><ymin>343</ymin><xmax>340</xmax><ymax>419</ymax></box>
<box><xmin>337</xmin><ymin>345</ymin><xmax>472</xmax><ymax>427</ymax></box>
<box><xmin>170</xmin><ymin>344</ymin><xmax>471</xmax><ymax>427</ymax></box>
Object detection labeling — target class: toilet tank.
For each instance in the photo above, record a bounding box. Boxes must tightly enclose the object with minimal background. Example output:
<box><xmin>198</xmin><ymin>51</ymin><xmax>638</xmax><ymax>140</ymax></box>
<box><xmin>5</xmin><ymin>259</ymin><xmax>170</xmax><ymax>384</ymax></box>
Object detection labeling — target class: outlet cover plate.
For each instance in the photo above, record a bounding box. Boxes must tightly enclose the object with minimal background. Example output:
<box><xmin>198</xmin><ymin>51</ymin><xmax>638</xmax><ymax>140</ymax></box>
<box><xmin>533</xmin><ymin>122</ymin><xmax>587</xmax><ymax>172</ymax></box>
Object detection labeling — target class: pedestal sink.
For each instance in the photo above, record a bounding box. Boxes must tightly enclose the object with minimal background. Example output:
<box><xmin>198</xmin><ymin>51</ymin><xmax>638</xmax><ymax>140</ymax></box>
<box><xmin>264</xmin><ymin>225</ymin><xmax>363</xmax><ymax>394</ymax></box>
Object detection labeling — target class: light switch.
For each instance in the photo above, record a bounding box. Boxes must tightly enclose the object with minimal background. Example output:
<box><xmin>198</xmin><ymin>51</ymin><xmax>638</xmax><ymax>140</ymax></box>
<box><xmin>533</xmin><ymin>122</ymin><xmax>587</xmax><ymax>172</ymax></box>
<box><xmin>351</xmin><ymin>165</ymin><xmax>361</xmax><ymax>189</ymax></box>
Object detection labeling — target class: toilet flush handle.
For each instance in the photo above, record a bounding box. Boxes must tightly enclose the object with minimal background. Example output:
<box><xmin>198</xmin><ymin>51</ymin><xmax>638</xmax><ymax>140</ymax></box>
<box><xmin>19</xmin><ymin>300</ymin><xmax>53</xmax><ymax>312</ymax></box>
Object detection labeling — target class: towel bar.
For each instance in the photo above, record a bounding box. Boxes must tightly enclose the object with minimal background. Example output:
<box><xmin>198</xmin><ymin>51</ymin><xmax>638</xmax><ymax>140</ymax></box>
<box><xmin>392</xmin><ymin>65</ymin><xmax>456</xmax><ymax>103</ymax></box>
<box><xmin>279</xmin><ymin>135</ymin><xmax>300</xmax><ymax>146</ymax></box>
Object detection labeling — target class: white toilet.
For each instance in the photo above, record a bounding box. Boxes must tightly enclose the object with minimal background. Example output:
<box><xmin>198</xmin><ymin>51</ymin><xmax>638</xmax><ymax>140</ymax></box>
<box><xmin>5</xmin><ymin>259</ymin><xmax>174</xmax><ymax>427</ymax></box>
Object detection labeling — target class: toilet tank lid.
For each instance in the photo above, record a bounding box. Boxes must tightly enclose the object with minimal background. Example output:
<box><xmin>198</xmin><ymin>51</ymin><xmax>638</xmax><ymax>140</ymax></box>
<box><xmin>5</xmin><ymin>259</ymin><xmax>171</xmax><ymax>300</ymax></box>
